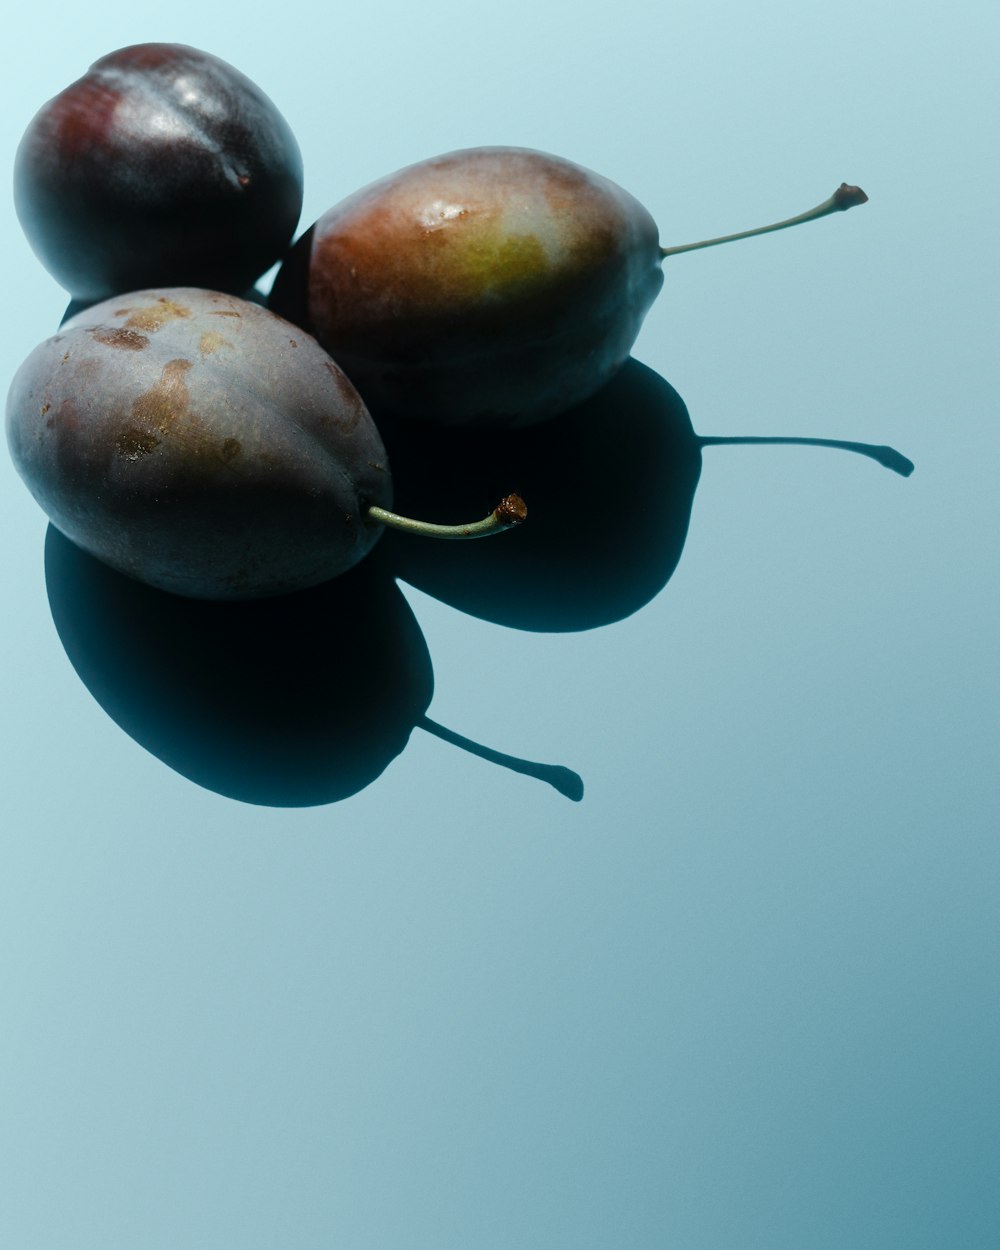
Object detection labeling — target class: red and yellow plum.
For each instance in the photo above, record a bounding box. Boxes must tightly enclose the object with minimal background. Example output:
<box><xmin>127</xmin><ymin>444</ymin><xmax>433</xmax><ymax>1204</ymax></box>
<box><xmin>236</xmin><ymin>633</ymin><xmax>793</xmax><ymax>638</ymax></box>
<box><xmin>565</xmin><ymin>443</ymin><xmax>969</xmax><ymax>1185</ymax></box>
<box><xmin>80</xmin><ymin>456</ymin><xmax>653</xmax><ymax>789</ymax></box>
<box><xmin>270</xmin><ymin>147</ymin><xmax>866</xmax><ymax>429</ymax></box>
<box><xmin>270</xmin><ymin>147</ymin><xmax>664</xmax><ymax>428</ymax></box>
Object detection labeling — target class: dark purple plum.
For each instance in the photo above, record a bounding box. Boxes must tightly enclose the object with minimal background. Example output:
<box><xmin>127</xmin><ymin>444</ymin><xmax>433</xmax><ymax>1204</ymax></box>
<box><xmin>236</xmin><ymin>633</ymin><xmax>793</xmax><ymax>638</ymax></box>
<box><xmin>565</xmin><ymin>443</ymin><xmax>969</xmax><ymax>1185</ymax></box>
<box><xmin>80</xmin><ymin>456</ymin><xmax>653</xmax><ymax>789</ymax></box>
<box><xmin>15</xmin><ymin>44</ymin><xmax>303</xmax><ymax>301</ymax></box>
<box><xmin>270</xmin><ymin>146</ymin><xmax>866</xmax><ymax>429</ymax></box>
<box><xmin>6</xmin><ymin>289</ymin><xmax>392</xmax><ymax>599</ymax></box>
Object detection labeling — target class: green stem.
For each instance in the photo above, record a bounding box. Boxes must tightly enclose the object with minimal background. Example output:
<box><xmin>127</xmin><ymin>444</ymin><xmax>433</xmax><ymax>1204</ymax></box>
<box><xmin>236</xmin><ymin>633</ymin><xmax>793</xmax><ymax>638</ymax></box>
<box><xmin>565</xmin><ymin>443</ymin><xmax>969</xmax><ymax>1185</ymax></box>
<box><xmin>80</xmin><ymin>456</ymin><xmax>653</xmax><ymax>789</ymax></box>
<box><xmin>699</xmin><ymin>435</ymin><xmax>913</xmax><ymax>476</ymax></box>
<box><xmin>660</xmin><ymin>183</ymin><xmax>868</xmax><ymax>259</ymax></box>
<box><xmin>367</xmin><ymin>494</ymin><xmax>527</xmax><ymax>539</ymax></box>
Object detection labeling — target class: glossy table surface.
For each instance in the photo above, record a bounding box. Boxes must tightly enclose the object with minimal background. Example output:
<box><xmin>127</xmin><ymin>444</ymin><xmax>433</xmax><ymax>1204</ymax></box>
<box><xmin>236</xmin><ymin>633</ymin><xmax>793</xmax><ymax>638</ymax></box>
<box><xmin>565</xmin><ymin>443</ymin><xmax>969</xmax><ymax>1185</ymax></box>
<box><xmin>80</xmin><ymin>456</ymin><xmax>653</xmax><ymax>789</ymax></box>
<box><xmin>2</xmin><ymin>3</ymin><xmax>998</xmax><ymax>1246</ymax></box>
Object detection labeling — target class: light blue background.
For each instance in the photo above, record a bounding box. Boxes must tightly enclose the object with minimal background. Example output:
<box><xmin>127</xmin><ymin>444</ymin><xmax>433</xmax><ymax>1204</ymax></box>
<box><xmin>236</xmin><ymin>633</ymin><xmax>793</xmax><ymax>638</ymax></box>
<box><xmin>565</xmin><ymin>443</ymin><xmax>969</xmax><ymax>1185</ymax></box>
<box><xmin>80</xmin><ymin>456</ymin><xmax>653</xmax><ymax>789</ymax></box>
<box><xmin>2</xmin><ymin>3</ymin><xmax>998</xmax><ymax>1247</ymax></box>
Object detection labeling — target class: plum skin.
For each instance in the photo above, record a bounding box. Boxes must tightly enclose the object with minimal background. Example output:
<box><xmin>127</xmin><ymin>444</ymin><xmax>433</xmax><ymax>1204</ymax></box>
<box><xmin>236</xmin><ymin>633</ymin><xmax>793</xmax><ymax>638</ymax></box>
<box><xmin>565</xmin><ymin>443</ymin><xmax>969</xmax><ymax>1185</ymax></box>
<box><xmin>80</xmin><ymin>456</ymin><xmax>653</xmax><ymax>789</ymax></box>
<box><xmin>6</xmin><ymin>290</ymin><xmax>392</xmax><ymax>600</ymax></box>
<box><xmin>14</xmin><ymin>44</ymin><xmax>304</xmax><ymax>302</ymax></box>
<box><xmin>270</xmin><ymin>147</ymin><xmax>665</xmax><ymax>429</ymax></box>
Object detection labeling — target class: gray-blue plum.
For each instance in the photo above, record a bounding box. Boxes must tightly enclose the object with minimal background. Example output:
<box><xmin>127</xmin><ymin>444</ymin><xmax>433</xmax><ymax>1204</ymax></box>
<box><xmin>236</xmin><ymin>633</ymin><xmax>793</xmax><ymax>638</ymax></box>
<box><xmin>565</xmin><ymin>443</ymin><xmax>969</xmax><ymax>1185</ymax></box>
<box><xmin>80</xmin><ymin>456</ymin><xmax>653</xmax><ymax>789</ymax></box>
<box><xmin>15</xmin><ymin>44</ymin><xmax>303</xmax><ymax>301</ymax></box>
<box><xmin>6</xmin><ymin>289</ymin><xmax>392</xmax><ymax>599</ymax></box>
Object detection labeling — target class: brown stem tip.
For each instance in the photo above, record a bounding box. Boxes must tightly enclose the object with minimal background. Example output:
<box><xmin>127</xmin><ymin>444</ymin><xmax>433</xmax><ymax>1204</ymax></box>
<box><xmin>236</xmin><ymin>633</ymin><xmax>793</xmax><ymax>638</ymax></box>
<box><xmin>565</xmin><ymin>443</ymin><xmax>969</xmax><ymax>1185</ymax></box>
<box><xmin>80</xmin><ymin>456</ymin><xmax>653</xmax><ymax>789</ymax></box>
<box><xmin>833</xmin><ymin>183</ymin><xmax>869</xmax><ymax>210</ymax></box>
<box><xmin>494</xmin><ymin>494</ymin><xmax>528</xmax><ymax>527</ymax></box>
<box><xmin>660</xmin><ymin>181</ymin><xmax>871</xmax><ymax>259</ymax></box>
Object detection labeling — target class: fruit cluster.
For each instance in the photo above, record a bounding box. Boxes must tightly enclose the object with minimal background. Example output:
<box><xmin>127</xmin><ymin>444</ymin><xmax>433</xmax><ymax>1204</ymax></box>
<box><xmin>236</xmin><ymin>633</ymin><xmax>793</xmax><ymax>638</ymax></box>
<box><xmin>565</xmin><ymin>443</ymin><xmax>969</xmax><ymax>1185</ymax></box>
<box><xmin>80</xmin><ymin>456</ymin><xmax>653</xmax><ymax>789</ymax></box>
<box><xmin>8</xmin><ymin>42</ymin><xmax>890</xmax><ymax>604</ymax></box>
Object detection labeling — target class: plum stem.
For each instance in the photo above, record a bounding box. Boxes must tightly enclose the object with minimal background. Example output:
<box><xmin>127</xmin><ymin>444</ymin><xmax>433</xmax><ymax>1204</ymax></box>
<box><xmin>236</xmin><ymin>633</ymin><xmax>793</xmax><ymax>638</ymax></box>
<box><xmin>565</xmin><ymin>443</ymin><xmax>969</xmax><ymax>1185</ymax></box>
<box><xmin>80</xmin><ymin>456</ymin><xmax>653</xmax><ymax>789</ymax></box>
<box><xmin>660</xmin><ymin>183</ymin><xmax>868</xmax><ymax>258</ymax></box>
<box><xmin>699</xmin><ymin>435</ymin><xmax>913</xmax><ymax>476</ymax></box>
<box><xmin>419</xmin><ymin>715</ymin><xmax>584</xmax><ymax>800</ymax></box>
<box><xmin>366</xmin><ymin>494</ymin><xmax>527</xmax><ymax>539</ymax></box>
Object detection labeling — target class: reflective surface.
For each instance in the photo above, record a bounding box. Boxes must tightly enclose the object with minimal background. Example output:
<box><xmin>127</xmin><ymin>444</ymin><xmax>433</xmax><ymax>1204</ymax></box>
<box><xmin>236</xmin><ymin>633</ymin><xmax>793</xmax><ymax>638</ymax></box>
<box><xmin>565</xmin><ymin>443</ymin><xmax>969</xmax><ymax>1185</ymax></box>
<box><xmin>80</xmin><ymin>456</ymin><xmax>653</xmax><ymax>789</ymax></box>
<box><xmin>2</xmin><ymin>4</ymin><xmax>998</xmax><ymax>1247</ymax></box>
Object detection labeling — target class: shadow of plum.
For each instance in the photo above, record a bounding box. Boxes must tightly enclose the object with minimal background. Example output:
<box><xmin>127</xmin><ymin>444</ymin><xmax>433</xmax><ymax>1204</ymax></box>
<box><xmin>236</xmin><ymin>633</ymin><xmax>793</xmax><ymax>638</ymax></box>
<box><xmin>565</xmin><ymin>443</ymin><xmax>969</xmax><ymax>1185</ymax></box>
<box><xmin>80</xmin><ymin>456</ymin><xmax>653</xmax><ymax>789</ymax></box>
<box><xmin>45</xmin><ymin>529</ymin><xmax>584</xmax><ymax>806</ymax></box>
<box><xmin>370</xmin><ymin>359</ymin><xmax>701</xmax><ymax>632</ymax></box>
<box><xmin>45</xmin><ymin>530</ymin><xmax>432</xmax><ymax>807</ymax></box>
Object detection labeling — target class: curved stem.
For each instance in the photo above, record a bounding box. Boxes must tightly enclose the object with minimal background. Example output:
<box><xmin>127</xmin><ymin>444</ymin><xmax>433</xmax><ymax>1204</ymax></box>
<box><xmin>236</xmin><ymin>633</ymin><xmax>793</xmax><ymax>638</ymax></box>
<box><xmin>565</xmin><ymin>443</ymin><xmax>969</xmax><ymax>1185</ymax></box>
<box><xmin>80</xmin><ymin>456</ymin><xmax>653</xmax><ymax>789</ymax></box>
<box><xmin>660</xmin><ymin>183</ymin><xmax>868</xmax><ymax>259</ymax></box>
<box><xmin>699</xmin><ymin>435</ymin><xmax>913</xmax><ymax>477</ymax></box>
<box><xmin>366</xmin><ymin>493</ymin><xmax>527</xmax><ymax>539</ymax></box>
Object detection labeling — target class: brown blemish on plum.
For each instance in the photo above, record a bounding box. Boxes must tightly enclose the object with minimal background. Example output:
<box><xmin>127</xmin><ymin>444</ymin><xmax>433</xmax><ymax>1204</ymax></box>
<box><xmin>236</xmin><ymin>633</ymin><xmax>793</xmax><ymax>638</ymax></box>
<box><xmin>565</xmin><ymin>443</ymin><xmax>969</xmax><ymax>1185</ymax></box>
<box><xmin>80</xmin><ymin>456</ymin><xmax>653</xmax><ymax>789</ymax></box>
<box><xmin>367</xmin><ymin>461</ymin><xmax>386</xmax><ymax>472</ymax></box>
<box><xmin>123</xmin><ymin>298</ymin><xmax>191</xmax><ymax>332</ymax></box>
<box><xmin>209</xmin><ymin>310</ymin><xmax>242</xmax><ymax>319</ymax></box>
<box><xmin>131</xmin><ymin>358</ymin><xmax>193</xmax><ymax>434</ymax></box>
<box><xmin>218</xmin><ymin>438</ymin><xmax>241</xmax><ymax>463</ymax></box>
<box><xmin>92</xmin><ymin>327</ymin><xmax>150</xmax><ymax>350</ymax></box>
<box><xmin>115</xmin><ymin>427</ymin><xmax>160</xmax><ymax>460</ymax></box>
<box><xmin>199</xmin><ymin>330</ymin><xmax>233</xmax><ymax>355</ymax></box>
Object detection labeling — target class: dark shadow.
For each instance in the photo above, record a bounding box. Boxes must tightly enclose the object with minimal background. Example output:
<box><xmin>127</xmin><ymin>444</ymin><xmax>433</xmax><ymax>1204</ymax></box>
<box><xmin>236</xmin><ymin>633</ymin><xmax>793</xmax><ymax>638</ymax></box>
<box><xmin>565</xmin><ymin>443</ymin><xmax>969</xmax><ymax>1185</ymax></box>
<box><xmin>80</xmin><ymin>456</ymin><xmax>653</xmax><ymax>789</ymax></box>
<box><xmin>369</xmin><ymin>359</ymin><xmax>702</xmax><ymax>632</ymax></box>
<box><xmin>45</xmin><ymin>528</ymin><xmax>433</xmax><ymax>807</ymax></box>
<box><xmin>268</xmin><ymin>223</ymin><xmax>314</xmax><ymax>328</ymax></box>
<box><xmin>61</xmin><ymin>297</ymin><xmax>92</xmax><ymax>325</ymax></box>
<box><xmin>45</xmin><ymin>528</ymin><xmax>584</xmax><ymax>806</ymax></box>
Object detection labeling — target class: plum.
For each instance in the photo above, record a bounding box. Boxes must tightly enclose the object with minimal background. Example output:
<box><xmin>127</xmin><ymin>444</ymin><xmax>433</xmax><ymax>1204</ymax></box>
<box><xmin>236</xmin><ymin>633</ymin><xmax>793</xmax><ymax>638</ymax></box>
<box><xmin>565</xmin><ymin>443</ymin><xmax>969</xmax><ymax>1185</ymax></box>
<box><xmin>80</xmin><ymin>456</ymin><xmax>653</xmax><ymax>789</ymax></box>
<box><xmin>14</xmin><ymin>44</ymin><xmax>304</xmax><ymax>301</ymax></box>
<box><xmin>7</xmin><ymin>289</ymin><xmax>524</xmax><ymax>599</ymax></box>
<box><xmin>6</xmin><ymin>289</ymin><xmax>392</xmax><ymax>599</ymax></box>
<box><xmin>270</xmin><ymin>147</ymin><xmax>866</xmax><ymax>429</ymax></box>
